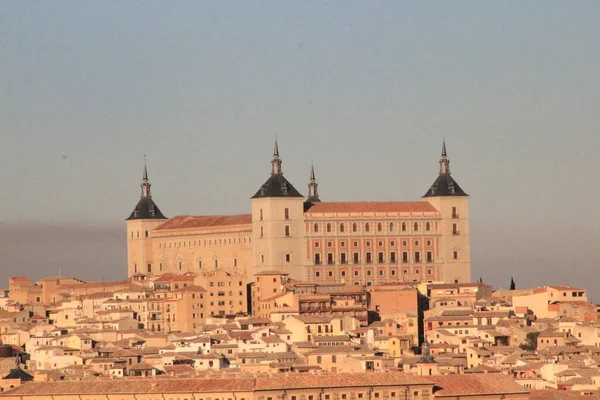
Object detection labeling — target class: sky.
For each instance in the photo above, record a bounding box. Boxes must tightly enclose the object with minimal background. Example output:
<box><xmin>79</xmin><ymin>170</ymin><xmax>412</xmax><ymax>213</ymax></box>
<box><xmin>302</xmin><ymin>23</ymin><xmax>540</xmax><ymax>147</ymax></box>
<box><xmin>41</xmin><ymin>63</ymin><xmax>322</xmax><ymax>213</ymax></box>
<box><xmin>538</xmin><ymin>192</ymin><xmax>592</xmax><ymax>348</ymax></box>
<box><xmin>1</xmin><ymin>2</ymin><xmax>599</xmax><ymax>297</ymax></box>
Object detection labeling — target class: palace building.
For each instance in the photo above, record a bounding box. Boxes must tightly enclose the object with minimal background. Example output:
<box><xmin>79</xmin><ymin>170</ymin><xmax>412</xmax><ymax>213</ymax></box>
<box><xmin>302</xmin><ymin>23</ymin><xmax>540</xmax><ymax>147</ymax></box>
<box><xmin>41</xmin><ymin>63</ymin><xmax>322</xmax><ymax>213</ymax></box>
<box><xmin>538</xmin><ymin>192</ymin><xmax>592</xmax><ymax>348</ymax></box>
<box><xmin>126</xmin><ymin>141</ymin><xmax>470</xmax><ymax>286</ymax></box>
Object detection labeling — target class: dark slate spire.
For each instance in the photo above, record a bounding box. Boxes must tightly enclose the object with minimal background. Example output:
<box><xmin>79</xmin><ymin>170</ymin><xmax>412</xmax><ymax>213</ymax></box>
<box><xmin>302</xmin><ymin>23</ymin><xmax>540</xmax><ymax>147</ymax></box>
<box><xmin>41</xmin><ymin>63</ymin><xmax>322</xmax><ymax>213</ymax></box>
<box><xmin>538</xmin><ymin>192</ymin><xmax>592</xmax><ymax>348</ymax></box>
<box><xmin>422</xmin><ymin>140</ymin><xmax>469</xmax><ymax>198</ymax></box>
<box><xmin>306</xmin><ymin>163</ymin><xmax>321</xmax><ymax>203</ymax></box>
<box><xmin>126</xmin><ymin>158</ymin><xmax>167</xmax><ymax>220</ymax></box>
<box><xmin>271</xmin><ymin>140</ymin><xmax>282</xmax><ymax>176</ymax></box>
<box><xmin>252</xmin><ymin>141</ymin><xmax>303</xmax><ymax>199</ymax></box>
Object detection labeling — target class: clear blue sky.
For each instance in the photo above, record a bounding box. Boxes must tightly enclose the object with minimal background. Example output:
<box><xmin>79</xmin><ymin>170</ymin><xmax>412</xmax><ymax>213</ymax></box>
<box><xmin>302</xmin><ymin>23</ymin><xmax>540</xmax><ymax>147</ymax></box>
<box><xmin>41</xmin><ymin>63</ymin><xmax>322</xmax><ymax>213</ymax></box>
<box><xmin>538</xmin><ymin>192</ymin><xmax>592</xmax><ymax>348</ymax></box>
<box><xmin>1</xmin><ymin>2</ymin><xmax>599</xmax><ymax>295</ymax></box>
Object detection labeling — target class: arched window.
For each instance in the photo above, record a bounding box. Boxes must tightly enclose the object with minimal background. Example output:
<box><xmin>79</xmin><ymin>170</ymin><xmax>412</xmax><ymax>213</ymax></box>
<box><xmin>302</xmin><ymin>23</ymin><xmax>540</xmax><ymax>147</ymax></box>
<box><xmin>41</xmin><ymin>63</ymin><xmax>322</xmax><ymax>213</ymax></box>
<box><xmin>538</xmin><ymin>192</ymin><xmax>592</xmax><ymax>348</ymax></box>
<box><xmin>314</xmin><ymin>223</ymin><xmax>319</xmax><ymax>233</ymax></box>
<box><xmin>340</xmin><ymin>223</ymin><xmax>345</xmax><ymax>233</ymax></box>
<box><xmin>353</xmin><ymin>223</ymin><xmax>358</xmax><ymax>232</ymax></box>
<box><xmin>377</xmin><ymin>223</ymin><xmax>382</xmax><ymax>232</ymax></box>
<box><xmin>327</xmin><ymin>223</ymin><xmax>332</xmax><ymax>233</ymax></box>
<box><xmin>365</xmin><ymin>223</ymin><xmax>370</xmax><ymax>232</ymax></box>
<box><xmin>414</xmin><ymin>222</ymin><xmax>419</xmax><ymax>232</ymax></box>
<box><xmin>145</xmin><ymin>231</ymin><xmax>148</xmax><ymax>238</ymax></box>
<box><xmin>389</xmin><ymin>223</ymin><xmax>394</xmax><ymax>232</ymax></box>
<box><xmin>402</xmin><ymin>223</ymin><xmax>407</xmax><ymax>232</ymax></box>
<box><xmin>426</xmin><ymin>222</ymin><xmax>431</xmax><ymax>231</ymax></box>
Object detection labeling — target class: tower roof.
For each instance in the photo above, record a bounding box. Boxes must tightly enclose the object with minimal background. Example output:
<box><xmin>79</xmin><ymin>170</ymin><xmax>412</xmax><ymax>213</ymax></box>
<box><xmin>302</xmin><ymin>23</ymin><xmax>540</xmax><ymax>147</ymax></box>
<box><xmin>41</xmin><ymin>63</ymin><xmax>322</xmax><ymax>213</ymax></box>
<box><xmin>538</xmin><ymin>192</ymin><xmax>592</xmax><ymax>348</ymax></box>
<box><xmin>126</xmin><ymin>158</ymin><xmax>167</xmax><ymax>220</ymax></box>
<box><xmin>252</xmin><ymin>141</ymin><xmax>303</xmax><ymax>199</ymax></box>
<box><xmin>422</xmin><ymin>141</ymin><xmax>468</xmax><ymax>198</ymax></box>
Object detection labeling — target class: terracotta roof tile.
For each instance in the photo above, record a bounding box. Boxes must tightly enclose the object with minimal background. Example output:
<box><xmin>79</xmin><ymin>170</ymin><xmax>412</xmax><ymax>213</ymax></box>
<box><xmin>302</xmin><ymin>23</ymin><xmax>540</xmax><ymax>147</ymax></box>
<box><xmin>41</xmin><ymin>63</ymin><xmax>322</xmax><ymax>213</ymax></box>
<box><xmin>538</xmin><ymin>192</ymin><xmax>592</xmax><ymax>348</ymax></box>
<box><xmin>156</xmin><ymin>214</ymin><xmax>252</xmax><ymax>230</ymax></box>
<box><xmin>430</xmin><ymin>374</ymin><xmax>529</xmax><ymax>396</ymax></box>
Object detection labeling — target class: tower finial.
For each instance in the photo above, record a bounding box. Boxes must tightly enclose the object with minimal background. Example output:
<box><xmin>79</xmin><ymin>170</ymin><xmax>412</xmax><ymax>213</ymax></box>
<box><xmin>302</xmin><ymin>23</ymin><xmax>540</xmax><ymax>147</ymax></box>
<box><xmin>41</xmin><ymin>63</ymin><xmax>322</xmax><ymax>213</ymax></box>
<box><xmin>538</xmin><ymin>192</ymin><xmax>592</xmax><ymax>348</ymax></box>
<box><xmin>141</xmin><ymin>156</ymin><xmax>151</xmax><ymax>198</ymax></box>
<box><xmin>143</xmin><ymin>155</ymin><xmax>148</xmax><ymax>181</ymax></box>
<box><xmin>439</xmin><ymin>140</ymin><xmax>450</xmax><ymax>175</ymax></box>
<box><xmin>271</xmin><ymin>139</ymin><xmax>283</xmax><ymax>175</ymax></box>
<box><xmin>307</xmin><ymin>162</ymin><xmax>320</xmax><ymax>202</ymax></box>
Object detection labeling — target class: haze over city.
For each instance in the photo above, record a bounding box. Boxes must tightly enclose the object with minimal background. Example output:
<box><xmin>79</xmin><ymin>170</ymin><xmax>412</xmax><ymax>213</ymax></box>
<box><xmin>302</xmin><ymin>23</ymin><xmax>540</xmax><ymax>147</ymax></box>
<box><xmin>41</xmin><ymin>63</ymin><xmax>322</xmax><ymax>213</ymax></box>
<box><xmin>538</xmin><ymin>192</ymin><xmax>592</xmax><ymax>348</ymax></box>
<box><xmin>1</xmin><ymin>2</ymin><xmax>599</xmax><ymax>295</ymax></box>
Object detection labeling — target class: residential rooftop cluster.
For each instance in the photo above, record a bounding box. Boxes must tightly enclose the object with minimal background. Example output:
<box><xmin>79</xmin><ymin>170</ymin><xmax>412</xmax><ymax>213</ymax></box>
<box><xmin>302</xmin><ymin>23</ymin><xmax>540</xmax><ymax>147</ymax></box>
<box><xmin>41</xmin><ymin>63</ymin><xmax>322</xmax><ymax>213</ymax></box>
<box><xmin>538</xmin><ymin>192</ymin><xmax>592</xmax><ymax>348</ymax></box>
<box><xmin>0</xmin><ymin>272</ymin><xmax>599</xmax><ymax>399</ymax></box>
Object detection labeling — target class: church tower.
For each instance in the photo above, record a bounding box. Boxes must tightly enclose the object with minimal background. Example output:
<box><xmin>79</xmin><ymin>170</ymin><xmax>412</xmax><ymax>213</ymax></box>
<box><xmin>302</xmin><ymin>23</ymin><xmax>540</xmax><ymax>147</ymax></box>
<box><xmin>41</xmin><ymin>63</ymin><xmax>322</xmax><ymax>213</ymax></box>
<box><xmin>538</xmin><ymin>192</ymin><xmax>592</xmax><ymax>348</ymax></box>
<box><xmin>422</xmin><ymin>141</ymin><xmax>471</xmax><ymax>283</ymax></box>
<box><xmin>126</xmin><ymin>158</ymin><xmax>167</xmax><ymax>277</ymax></box>
<box><xmin>251</xmin><ymin>141</ymin><xmax>306</xmax><ymax>280</ymax></box>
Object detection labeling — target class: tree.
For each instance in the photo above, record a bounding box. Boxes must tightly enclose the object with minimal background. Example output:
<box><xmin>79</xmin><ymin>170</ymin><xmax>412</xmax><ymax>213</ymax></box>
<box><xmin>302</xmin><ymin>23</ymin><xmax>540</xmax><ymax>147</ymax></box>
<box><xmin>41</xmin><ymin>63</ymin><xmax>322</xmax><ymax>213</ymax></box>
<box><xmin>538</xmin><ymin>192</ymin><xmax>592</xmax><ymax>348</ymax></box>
<box><xmin>510</xmin><ymin>277</ymin><xmax>516</xmax><ymax>291</ymax></box>
<box><xmin>519</xmin><ymin>331</ymin><xmax>540</xmax><ymax>351</ymax></box>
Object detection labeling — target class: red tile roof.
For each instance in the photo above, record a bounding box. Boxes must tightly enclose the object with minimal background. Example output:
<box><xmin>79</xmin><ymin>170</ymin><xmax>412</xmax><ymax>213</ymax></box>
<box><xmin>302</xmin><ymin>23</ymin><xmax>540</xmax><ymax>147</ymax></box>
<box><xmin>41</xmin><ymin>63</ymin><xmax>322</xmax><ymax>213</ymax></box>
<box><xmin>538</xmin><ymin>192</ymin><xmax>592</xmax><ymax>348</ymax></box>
<box><xmin>305</xmin><ymin>201</ymin><xmax>438</xmax><ymax>215</ymax></box>
<box><xmin>430</xmin><ymin>374</ymin><xmax>529</xmax><ymax>397</ymax></box>
<box><xmin>156</xmin><ymin>214</ymin><xmax>252</xmax><ymax>230</ymax></box>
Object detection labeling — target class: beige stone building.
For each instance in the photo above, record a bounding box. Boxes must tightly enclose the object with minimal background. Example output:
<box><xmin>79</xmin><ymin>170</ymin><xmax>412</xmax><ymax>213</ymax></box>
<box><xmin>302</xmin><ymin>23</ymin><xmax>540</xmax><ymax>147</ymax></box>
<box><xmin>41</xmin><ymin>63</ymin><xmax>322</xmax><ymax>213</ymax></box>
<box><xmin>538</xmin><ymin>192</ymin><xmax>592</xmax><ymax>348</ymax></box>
<box><xmin>126</xmin><ymin>141</ymin><xmax>471</xmax><ymax>286</ymax></box>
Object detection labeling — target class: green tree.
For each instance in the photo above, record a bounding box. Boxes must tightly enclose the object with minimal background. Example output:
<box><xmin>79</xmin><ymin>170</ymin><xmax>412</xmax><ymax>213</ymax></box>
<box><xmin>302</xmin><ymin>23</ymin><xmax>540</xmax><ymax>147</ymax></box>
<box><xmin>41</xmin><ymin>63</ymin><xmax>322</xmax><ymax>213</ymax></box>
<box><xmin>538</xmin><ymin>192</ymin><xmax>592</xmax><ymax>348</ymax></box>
<box><xmin>519</xmin><ymin>331</ymin><xmax>540</xmax><ymax>351</ymax></box>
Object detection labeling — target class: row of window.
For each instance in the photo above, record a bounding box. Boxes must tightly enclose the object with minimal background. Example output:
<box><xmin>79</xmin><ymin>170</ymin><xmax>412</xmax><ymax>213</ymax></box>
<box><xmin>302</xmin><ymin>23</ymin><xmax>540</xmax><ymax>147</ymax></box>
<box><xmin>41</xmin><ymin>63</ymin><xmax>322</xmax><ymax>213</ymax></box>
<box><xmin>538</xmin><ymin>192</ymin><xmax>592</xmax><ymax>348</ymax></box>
<box><xmin>315</xmin><ymin>239</ymin><xmax>433</xmax><ymax>248</ymax></box>
<box><xmin>312</xmin><ymin>221</ymin><xmax>435</xmax><ymax>234</ymax></box>
<box><xmin>315</xmin><ymin>267</ymin><xmax>435</xmax><ymax>278</ymax></box>
<box><xmin>157</xmin><ymin>237</ymin><xmax>251</xmax><ymax>249</ymax></box>
<box><xmin>135</xmin><ymin>258</ymin><xmax>242</xmax><ymax>274</ymax></box>
<box><xmin>314</xmin><ymin>251</ymin><xmax>436</xmax><ymax>265</ymax></box>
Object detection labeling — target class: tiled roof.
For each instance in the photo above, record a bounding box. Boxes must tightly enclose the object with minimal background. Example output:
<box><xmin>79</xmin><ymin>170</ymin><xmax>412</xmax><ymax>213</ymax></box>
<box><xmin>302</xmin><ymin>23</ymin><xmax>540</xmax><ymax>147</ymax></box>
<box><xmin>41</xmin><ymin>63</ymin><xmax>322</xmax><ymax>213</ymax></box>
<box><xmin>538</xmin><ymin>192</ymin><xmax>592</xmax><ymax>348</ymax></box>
<box><xmin>305</xmin><ymin>201</ymin><xmax>438</xmax><ymax>215</ymax></box>
<box><xmin>126</xmin><ymin>197</ymin><xmax>167</xmax><ymax>221</ymax></box>
<box><xmin>253</xmin><ymin>372</ymin><xmax>433</xmax><ymax>390</ymax></box>
<box><xmin>251</xmin><ymin>174</ymin><xmax>303</xmax><ymax>199</ymax></box>
<box><xmin>155</xmin><ymin>214</ymin><xmax>252</xmax><ymax>230</ymax></box>
<box><xmin>430</xmin><ymin>374</ymin><xmax>528</xmax><ymax>397</ymax></box>
<box><xmin>423</xmin><ymin>173</ymin><xmax>468</xmax><ymax>198</ymax></box>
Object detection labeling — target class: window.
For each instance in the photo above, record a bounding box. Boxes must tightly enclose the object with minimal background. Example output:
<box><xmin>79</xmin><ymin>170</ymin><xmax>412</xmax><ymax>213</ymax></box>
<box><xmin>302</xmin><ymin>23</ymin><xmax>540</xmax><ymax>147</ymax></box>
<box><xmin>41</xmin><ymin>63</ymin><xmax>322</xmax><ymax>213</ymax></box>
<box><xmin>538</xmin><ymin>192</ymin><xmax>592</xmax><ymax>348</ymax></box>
<box><xmin>452</xmin><ymin>206</ymin><xmax>458</xmax><ymax>218</ymax></box>
<box><xmin>379</xmin><ymin>270</ymin><xmax>384</xmax><ymax>276</ymax></box>
<box><xmin>390</xmin><ymin>240</ymin><xmax>395</xmax><ymax>246</ymax></box>
<box><xmin>453</xmin><ymin>223</ymin><xmax>458</xmax><ymax>234</ymax></box>
<box><xmin>391</xmin><ymin>269</ymin><xmax>396</xmax><ymax>276</ymax></box>
<box><xmin>285</xmin><ymin>225</ymin><xmax>290</xmax><ymax>237</ymax></box>
<box><xmin>353</xmin><ymin>252</ymin><xmax>359</xmax><ymax>263</ymax></box>
<box><xmin>314</xmin><ymin>223</ymin><xmax>319</xmax><ymax>233</ymax></box>
<box><xmin>327</xmin><ymin>241</ymin><xmax>333</xmax><ymax>247</ymax></box>
<box><xmin>315</xmin><ymin>242</ymin><xmax>320</xmax><ymax>248</ymax></box>
<box><xmin>327</xmin><ymin>253</ymin><xmax>334</xmax><ymax>265</ymax></box>
<box><xmin>453</xmin><ymin>251</ymin><xmax>459</xmax><ymax>260</ymax></box>
<box><xmin>390</xmin><ymin>252</ymin><xmax>396</xmax><ymax>263</ymax></box>
<box><xmin>402</xmin><ymin>252</ymin><xmax>408</xmax><ymax>263</ymax></box>
<box><xmin>401</xmin><ymin>222</ymin><xmax>407</xmax><ymax>232</ymax></box>
<box><xmin>198</xmin><ymin>260</ymin><xmax>201</xmax><ymax>269</ymax></box>
<box><xmin>426</xmin><ymin>240</ymin><xmax>431</xmax><ymax>246</ymax></box>
<box><xmin>327</xmin><ymin>223</ymin><xmax>332</xmax><ymax>233</ymax></box>
<box><xmin>234</xmin><ymin>258</ymin><xmax>237</xmax><ymax>267</ymax></box>
<box><xmin>260</xmin><ymin>209</ymin><xmax>263</xmax><ymax>220</ymax></box>
<box><xmin>426</xmin><ymin>222</ymin><xmax>431</xmax><ymax>231</ymax></box>
<box><xmin>367</xmin><ymin>270</ymin><xmax>372</xmax><ymax>276</ymax></box>
<box><xmin>341</xmin><ymin>271</ymin><xmax>346</xmax><ymax>277</ymax></box>
<box><xmin>365</xmin><ymin>223</ymin><xmax>370</xmax><ymax>232</ymax></box>
<box><xmin>415</xmin><ymin>240</ymin><xmax>420</xmax><ymax>246</ymax></box>
<box><xmin>389</xmin><ymin>222</ymin><xmax>394</xmax><ymax>232</ymax></box>
<box><xmin>378</xmin><ymin>252</ymin><xmax>384</xmax><ymax>263</ymax></box>
<box><xmin>314</xmin><ymin>253</ymin><xmax>321</xmax><ymax>265</ymax></box>
<box><xmin>354</xmin><ymin>270</ymin><xmax>359</xmax><ymax>276</ymax></box>
<box><xmin>285</xmin><ymin>253</ymin><xmax>291</xmax><ymax>263</ymax></box>
<box><xmin>261</xmin><ymin>254</ymin><xmax>265</xmax><ymax>263</ymax></box>
<box><xmin>147</xmin><ymin>263</ymin><xmax>152</xmax><ymax>273</ymax></box>
<box><xmin>366</xmin><ymin>240</ymin><xmax>371</xmax><ymax>247</ymax></box>
<box><xmin>378</xmin><ymin>240</ymin><xmax>383</xmax><ymax>246</ymax></box>
<box><xmin>317</xmin><ymin>356</ymin><xmax>322</xmax><ymax>363</ymax></box>
<box><xmin>315</xmin><ymin>271</ymin><xmax>320</xmax><ymax>277</ymax></box>
<box><xmin>426</xmin><ymin>251</ymin><xmax>433</xmax><ymax>262</ymax></box>
<box><xmin>414</xmin><ymin>222</ymin><xmax>419</xmax><ymax>231</ymax></box>
<box><xmin>377</xmin><ymin>223</ymin><xmax>382</xmax><ymax>232</ymax></box>
<box><xmin>179</xmin><ymin>261</ymin><xmax>183</xmax><ymax>270</ymax></box>
<box><xmin>352</xmin><ymin>223</ymin><xmax>358</xmax><ymax>232</ymax></box>
<box><xmin>353</xmin><ymin>241</ymin><xmax>358</xmax><ymax>246</ymax></box>
<box><xmin>328</xmin><ymin>271</ymin><xmax>333</xmax><ymax>277</ymax></box>
<box><xmin>260</xmin><ymin>226</ymin><xmax>264</xmax><ymax>237</ymax></box>
<box><xmin>414</xmin><ymin>252</ymin><xmax>420</xmax><ymax>263</ymax></box>
<box><xmin>366</xmin><ymin>252</ymin><xmax>372</xmax><ymax>263</ymax></box>
<box><xmin>339</xmin><ymin>223</ymin><xmax>345</xmax><ymax>232</ymax></box>
<box><xmin>145</xmin><ymin>230</ymin><xmax>149</xmax><ymax>238</ymax></box>
<box><xmin>341</xmin><ymin>241</ymin><xmax>345</xmax><ymax>247</ymax></box>
<box><xmin>214</xmin><ymin>260</ymin><xmax>218</xmax><ymax>268</ymax></box>
<box><xmin>284</xmin><ymin>208</ymin><xmax>289</xmax><ymax>220</ymax></box>
<box><xmin>427</xmin><ymin>269</ymin><xmax>432</xmax><ymax>275</ymax></box>
<box><xmin>340</xmin><ymin>253</ymin><xmax>347</xmax><ymax>264</ymax></box>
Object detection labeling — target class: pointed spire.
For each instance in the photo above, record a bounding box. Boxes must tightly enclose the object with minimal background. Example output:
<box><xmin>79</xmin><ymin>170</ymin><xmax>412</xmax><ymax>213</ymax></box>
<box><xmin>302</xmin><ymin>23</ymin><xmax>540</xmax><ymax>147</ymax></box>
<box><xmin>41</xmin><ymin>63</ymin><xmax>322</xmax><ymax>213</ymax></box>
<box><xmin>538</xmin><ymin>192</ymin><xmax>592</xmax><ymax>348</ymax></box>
<box><xmin>271</xmin><ymin>139</ymin><xmax>283</xmax><ymax>176</ymax></box>
<box><xmin>439</xmin><ymin>139</ymin><xmax>450</xmax><ymax>175</ymax></box>
<box><xmin>141</xmin><ymin>156</ymin><xmax>151</xmax><ymax>199</ymax></box>
<box><xmin>510</xmin><ymin>277</ymin><xmax>516</xmax><ymax>291</ymax></box>
<box><xmin>143</xmin><ymin>155</ymin><xmax>148</xmax><ymax>181</ymax></box>
<box><xmin>307</xmin><ymin>162</ymin><xmax>320</xmax><ymax>202</ymax></box>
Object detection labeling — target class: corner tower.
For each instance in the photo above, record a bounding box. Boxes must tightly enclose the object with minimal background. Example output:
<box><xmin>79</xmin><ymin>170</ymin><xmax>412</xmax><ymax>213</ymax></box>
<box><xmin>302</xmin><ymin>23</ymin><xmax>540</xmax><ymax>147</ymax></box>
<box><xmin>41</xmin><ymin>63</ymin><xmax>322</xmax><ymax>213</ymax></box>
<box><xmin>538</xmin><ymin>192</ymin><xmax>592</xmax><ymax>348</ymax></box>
<box><xmin>126</xmin><ymin>158</ymin><xmax>167</xmax><ymax>277</ymax></box>
<box><xmin>251</xmin><ymin>141</ymin><xmax>306</xmax><ymax>280</ymax></box>
<box><xmin>422</xmin><ymin>141</ymin><xmax>471</xmax><ymax>283</ymax></box>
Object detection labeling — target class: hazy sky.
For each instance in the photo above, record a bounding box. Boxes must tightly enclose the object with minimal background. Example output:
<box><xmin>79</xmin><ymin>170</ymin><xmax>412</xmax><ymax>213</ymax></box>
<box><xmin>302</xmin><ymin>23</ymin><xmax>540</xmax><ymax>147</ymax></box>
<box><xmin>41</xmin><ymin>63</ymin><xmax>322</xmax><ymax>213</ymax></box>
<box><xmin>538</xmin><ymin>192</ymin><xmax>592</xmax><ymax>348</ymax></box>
<box><xmin>1</xmin><ymin>2</ymin><xmax>599</xmax><ymax>297</ymax></box>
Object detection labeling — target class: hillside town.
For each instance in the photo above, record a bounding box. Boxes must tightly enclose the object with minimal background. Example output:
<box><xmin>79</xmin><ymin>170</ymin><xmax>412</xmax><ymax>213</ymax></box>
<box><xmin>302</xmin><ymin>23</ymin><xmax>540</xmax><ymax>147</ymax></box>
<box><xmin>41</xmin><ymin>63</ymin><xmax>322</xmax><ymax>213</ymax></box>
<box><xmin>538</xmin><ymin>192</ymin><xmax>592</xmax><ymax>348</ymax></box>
<box><xmin>0</xmin><ymin>270</ymin><xmax>599</xmax><ymax>399</ymax></box>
